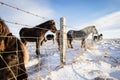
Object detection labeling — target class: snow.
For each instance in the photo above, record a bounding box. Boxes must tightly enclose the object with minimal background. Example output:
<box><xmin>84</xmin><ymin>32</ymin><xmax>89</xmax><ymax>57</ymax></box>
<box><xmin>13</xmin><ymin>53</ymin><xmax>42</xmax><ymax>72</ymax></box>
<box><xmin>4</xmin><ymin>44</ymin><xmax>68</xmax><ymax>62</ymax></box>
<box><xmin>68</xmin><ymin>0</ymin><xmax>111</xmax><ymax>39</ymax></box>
<box><xmin>25</xmin><ymin>39</ymin><xmax>120</xmax><ymax>80</ymax></box>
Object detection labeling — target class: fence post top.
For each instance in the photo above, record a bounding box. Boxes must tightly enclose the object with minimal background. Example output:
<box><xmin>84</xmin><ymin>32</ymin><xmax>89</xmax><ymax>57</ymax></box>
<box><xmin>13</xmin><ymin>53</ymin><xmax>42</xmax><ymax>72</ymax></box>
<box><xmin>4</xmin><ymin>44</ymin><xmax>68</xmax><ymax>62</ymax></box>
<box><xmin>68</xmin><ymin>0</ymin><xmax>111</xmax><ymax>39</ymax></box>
<box><xmin>60</xmin><ymin>17</ymin><xmax>66</xmax><ymax>20</ymax></box>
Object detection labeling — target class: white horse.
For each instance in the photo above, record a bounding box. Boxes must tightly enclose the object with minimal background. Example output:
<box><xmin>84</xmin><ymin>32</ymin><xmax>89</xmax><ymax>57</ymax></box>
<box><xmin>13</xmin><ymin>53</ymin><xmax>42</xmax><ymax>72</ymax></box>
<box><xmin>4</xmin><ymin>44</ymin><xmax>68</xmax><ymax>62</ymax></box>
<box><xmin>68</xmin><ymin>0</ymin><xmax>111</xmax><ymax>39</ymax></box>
<box><xmin>67</xmin><ymin>25</ymin><xmax>98</xmax><ymax>49</ymax></box>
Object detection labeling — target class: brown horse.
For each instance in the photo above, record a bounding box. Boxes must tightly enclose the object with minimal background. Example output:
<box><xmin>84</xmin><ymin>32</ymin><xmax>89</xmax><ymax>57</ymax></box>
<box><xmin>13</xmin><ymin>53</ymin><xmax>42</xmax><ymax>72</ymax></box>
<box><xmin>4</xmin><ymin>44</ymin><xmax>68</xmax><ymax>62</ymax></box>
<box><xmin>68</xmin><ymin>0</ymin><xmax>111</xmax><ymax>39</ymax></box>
<box><xmin>19</xmin><ymin>20</ymin><xmax>57</xmax><ymax>55</ymax></box>
<box><xmin>0</xmin><ymin>33</ymin><xmax>29</xmax><ymax>80</ymax></box>
<box><xmin>0</xmin><ymin>19</ymin><xmax>29</xmax><ymax>80</ymax></box>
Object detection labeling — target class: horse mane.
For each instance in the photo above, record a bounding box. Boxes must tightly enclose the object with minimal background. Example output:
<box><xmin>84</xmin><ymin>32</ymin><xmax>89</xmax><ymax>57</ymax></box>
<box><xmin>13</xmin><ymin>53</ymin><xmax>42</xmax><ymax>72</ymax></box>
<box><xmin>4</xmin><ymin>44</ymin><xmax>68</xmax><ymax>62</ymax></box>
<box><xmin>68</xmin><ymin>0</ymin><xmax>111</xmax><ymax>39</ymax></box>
<box><xmin>83</xmin><ymin>25</ymin><xmax>95</xmax><ymax>30</ymax></box>
<box><xmin>81</xmin><ymin>25</ymin><xmax>96</xmax><ymax>34</ymax></box>
<box><xmin>35</xmin><ymin>20</ymin><xmax>54</xmax><ymax>29</ymax></box>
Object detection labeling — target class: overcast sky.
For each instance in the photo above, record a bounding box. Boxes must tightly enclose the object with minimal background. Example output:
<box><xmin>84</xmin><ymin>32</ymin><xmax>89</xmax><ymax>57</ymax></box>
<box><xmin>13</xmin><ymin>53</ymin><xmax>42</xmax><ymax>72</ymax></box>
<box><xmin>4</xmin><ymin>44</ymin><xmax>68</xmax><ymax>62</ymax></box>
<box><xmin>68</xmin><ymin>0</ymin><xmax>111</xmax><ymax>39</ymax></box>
<box><xmin>0</xmin><ymin>0</ymin><xmax>120</xmax><ymax>38</ymax></box>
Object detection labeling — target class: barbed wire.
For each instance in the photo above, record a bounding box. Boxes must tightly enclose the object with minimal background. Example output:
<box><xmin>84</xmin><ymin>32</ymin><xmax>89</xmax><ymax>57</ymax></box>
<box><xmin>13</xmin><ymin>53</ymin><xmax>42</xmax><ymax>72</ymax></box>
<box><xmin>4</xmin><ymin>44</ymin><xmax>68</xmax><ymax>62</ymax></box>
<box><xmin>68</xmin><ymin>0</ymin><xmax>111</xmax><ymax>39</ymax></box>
<box><xmin>0</xmin><ymin>2</ymin><xmax>49</xmax><ymax>20</ymax></box>
<box><xmin>2</xmin><ymin>19</ymin><xmax>54</xmax><ymax>31</ymax></box>
<box><xmin>4</xmin><ymin>20</ymin><xmax>32</xmax><ymax>27</ymax></box>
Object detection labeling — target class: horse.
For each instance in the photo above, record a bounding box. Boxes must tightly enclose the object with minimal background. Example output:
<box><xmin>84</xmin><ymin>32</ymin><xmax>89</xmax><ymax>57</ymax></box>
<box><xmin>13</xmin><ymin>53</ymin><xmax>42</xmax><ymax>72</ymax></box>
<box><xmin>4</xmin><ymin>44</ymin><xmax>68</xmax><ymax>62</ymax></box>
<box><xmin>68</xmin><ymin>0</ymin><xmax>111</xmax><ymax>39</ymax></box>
<box><xmin>93</xmin><ymin>33</ymin><xmax>103</xmax><ymax>41</ymax></box>
<box><xmin>67</xmin><ymin>25</ymin><xmax>98</xmax><ymax>50</ymax></box>
<box><xmin>0</xmin><ymin>33</ymin><xmax>29</xmax><ymax>80</ymax></box>
<box><xmin>19</xmin><ymin>20</ymin><xmax>57</xmax><ymax>55</ymax></box>
<box><xmin>0</xmin><ymin>19</ymin><xmax>29</xmax><ymax>80</ymax></box>
<box><xmin>41</xmin><ymin>34</ymin><xmax>55</xmax><ymax>45</ymax></box>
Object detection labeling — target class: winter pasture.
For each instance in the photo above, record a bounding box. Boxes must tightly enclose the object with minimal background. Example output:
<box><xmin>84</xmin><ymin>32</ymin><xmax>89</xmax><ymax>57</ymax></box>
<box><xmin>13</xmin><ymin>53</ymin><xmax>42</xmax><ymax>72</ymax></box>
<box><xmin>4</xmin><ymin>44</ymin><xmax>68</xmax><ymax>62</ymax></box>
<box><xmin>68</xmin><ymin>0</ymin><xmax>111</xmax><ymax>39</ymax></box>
<box><xmin>25</xmin><ymin>39</ymin><xmax>120</xmax><ymax>80</ymax></box>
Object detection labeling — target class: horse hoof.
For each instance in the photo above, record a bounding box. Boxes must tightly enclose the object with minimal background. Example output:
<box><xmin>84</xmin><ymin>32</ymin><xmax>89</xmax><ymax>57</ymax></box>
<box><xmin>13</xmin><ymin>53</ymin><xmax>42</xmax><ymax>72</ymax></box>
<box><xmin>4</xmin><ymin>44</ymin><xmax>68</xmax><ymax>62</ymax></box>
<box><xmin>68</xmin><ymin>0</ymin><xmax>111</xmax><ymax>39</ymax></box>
<box><xmin>36</xmin><ymin>50</ymin><xmax>40</xmax><ymax>55</ymax></box>
<box><xmin>36</xmin><ymin>52</ymin><xmax>40</xmax><ymax>56</ymax></box>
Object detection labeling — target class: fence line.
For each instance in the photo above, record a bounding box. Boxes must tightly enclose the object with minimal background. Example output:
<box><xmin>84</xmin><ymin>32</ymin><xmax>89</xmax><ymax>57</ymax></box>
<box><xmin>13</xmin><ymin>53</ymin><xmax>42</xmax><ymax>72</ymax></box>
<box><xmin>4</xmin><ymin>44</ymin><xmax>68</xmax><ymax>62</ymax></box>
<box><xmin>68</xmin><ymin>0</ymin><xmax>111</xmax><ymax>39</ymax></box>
<box><xmin>4</xmin><ymin>20</ymin><xmax>32</xmax><ymax>27</ymax></box>
<box><xmin>0</xmin><ymin>2</ymin><xmax>49</xmax><ymax>20</ymax></box>
<box><xmin>0</xmin><ymin>2</ymin><xmax>104</xmax><ymax>78</ymax></box>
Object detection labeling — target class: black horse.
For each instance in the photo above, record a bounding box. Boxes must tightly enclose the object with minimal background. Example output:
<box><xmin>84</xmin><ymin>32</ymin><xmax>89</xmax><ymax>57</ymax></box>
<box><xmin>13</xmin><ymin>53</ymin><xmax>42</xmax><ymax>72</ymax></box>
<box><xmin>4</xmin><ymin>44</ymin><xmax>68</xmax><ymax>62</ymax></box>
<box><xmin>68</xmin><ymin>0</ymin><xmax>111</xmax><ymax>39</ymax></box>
<box><xmin>41</xmin><ymin>34</ymin><xmax>55</xmax><ymax>45</ymax></box>
<box><xmin>93</xmin><ymin>33</ymin><xmax>103</xmax><ymax>41</ymax></box>
<box><xmin>19</xmin><ymin>20</ymin><xmax>57</xmax><ymax>55</ymax></box>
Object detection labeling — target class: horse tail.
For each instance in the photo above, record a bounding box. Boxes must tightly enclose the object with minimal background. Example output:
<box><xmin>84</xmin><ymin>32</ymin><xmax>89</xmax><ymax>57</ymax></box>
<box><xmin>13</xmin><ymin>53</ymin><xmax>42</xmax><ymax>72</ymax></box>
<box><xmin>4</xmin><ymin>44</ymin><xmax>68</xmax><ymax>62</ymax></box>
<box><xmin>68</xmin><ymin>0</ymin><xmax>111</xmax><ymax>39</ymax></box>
<box><xmin>20</xmin><ymin>41</ymin><xmax>29</xmax><ymax>64</ymax></box>
<box><xmin>19</xmin><ymin>28</ymin><xmax>26</xmax><ymax>44</ymax></box>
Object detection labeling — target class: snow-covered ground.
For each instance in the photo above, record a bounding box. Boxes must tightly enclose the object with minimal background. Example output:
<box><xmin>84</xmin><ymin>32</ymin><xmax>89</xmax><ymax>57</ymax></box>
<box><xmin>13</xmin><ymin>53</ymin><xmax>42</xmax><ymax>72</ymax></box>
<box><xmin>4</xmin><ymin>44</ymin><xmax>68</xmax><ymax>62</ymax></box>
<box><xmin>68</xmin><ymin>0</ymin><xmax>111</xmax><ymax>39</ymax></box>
<box><xmin>25</xmin><ymin>39</ymin><xmax>120</xmax><ymax>80</ymax></box>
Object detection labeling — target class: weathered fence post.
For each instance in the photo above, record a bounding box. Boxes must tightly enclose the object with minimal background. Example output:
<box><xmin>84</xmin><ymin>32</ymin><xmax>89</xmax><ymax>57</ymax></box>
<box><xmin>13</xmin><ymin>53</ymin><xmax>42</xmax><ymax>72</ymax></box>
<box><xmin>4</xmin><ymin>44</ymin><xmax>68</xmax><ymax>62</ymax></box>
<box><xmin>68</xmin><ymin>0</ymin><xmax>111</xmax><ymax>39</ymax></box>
<box><xmin>60</xmin><ymin>17</ymin><xmax>66</xmax><ymax>65</ymax></box>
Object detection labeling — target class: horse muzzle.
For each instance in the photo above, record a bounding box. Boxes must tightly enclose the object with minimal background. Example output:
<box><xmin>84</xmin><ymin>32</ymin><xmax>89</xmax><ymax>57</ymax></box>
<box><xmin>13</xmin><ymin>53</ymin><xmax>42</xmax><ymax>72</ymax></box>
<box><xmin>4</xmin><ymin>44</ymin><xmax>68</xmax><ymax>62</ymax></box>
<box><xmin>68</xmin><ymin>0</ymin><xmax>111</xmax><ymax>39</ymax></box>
<box><xmin>51</xmin><ymin>29</ymin><xmax>57</xmax><ymax>33</ymax></box>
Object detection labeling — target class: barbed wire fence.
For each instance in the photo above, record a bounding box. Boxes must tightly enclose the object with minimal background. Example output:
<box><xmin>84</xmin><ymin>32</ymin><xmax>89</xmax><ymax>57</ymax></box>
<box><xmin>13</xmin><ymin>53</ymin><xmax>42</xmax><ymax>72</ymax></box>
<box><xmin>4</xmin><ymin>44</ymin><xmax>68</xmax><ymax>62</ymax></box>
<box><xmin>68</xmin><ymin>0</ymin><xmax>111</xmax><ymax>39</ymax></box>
<box><xmin>1</xmin><ymin>1</ymin><xmax>120</xmax><ymax>80</ymax></box>
<box><xmin>0</xmin><ymin>1</ymin><xmax>68</xmax><ymax>80</ymax></box>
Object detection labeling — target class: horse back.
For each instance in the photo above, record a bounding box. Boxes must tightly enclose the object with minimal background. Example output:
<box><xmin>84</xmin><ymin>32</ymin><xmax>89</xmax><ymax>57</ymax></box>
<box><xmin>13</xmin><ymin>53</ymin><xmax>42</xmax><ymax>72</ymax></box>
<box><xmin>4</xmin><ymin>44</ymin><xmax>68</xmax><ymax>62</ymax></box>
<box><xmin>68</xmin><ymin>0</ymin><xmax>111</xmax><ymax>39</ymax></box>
<box><xmin>67</xmin><ymin>30</ymin><xmax>87</xmax><ymax>40</ymax></box>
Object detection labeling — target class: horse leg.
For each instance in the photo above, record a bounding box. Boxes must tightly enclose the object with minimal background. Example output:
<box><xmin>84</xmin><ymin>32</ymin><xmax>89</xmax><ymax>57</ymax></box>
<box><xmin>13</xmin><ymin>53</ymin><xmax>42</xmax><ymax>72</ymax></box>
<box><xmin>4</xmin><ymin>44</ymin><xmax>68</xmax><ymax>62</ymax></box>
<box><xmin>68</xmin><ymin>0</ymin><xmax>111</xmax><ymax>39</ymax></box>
<box><xmin>81</xmin><ymin>39</ymin><xmax>87</xmax><ymax>50</ymax></box>
<box><xmin>70</xmin><ymin>39</ymin><xmax>73</xmax><ymax>48</ymax></box>
<box><xmin>36</xmin><ymin>41</ymin><xmax>40</xmax><ymax>56</ymax></box>
<box><xmin>67</xmin><ymin>39</ymin><xmax>71</xmax><ymax>48</ymax></box>
<box><xmin>67</xmin><ymin>39</ymin><xmax>73</xmax><ymax>48</ymax></box>
<box><xmin>21</xmin><ymin>38</ymin><xmax>27</xmax><ymax>45</ymax></box>
<box><xmin>56</xmin><ymin>38</ymin><xmax>60</xmax><ymax>50</ymax></box>
<box><xmin>81</xmin><ymin>39</ymin><xmax>85</xmax><ymax>48</ymax></box>
<box><xmin>53</xmin><ymin>39</ymin><xmax>55</xmax><ymax>44</ymax></box>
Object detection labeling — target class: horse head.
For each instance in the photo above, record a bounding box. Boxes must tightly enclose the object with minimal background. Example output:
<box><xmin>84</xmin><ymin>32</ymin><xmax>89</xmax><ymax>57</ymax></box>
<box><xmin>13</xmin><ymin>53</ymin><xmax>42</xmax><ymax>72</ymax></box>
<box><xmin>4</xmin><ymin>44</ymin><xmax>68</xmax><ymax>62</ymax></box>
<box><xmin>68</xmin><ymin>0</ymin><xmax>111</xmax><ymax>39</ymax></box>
<box><xmin>49</xmin><ymin>20</ymin><xmax>57</xmax><ymax>33</ymax></box>
<box><xmin>92</xmin><ymin>26</ymin><xmax>98</xmax><ymax>35</ymax></box>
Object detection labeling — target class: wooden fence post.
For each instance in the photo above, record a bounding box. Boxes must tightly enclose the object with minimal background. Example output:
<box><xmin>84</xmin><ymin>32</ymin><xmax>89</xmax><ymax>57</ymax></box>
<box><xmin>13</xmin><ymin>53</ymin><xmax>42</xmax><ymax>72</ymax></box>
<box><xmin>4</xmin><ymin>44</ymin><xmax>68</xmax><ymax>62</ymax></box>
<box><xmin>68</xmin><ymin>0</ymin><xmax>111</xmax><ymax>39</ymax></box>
<box><xmin>60</xmin><ymin>17</ymin><xmax>66</xmax><ymax>65</ymax></box>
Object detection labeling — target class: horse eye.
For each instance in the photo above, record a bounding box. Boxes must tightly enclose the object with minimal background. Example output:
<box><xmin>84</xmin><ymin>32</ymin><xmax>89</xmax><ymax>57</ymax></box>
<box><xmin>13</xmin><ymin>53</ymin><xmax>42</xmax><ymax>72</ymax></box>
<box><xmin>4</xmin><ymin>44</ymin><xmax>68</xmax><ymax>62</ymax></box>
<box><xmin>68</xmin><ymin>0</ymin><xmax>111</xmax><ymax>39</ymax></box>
<box><xmin>52</xmin><ymin>22</ymin><xmax>55</xmax><ymax>25</ymax></box>
<box><xmin>11</xmin><ymin>55</ymin><xmax>17</xmax><ymax>59</ymax></box>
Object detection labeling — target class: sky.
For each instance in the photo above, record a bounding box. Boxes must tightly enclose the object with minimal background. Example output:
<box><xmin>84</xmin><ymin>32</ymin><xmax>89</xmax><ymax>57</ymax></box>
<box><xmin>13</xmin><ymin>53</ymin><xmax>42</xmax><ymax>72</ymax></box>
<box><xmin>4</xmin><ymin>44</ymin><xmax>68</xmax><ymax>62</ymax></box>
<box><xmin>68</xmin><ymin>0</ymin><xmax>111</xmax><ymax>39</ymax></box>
<box><xmin>0</xmin><ymin>0</ymin><xmax>120</xmax><ymax>38</ymax></box>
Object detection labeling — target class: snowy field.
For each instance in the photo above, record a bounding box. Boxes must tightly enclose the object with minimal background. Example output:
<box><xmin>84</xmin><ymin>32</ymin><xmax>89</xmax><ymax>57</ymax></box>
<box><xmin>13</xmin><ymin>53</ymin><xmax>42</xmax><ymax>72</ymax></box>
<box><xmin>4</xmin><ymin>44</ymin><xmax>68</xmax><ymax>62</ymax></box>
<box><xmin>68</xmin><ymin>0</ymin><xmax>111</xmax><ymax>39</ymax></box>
<box><xmin>25</xmin><ymin>39</ymin><xmax>120</xmax><ymax>80</ymax></box>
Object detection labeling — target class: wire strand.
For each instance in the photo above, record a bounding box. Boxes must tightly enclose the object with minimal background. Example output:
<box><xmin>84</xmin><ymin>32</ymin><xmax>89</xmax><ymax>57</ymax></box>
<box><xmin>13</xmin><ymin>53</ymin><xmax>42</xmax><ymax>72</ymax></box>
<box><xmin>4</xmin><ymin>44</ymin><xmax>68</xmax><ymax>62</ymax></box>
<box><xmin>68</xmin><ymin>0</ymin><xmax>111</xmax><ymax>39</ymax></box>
<box><xmin>0</xmin><ymin>2</ymin><xmax>49</xmax><ymax>20</ymax></box>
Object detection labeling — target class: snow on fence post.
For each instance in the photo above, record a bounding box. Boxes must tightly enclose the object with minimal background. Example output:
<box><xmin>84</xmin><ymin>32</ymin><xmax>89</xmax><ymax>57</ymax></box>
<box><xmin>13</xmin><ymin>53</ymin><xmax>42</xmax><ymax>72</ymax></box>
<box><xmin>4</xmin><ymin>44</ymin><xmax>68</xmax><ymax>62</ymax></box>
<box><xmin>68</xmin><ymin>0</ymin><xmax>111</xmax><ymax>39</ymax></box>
<box><xmin>60</xmin><ymin>17</ymin><xmax>66</xmax><ymax>65</ymax></box>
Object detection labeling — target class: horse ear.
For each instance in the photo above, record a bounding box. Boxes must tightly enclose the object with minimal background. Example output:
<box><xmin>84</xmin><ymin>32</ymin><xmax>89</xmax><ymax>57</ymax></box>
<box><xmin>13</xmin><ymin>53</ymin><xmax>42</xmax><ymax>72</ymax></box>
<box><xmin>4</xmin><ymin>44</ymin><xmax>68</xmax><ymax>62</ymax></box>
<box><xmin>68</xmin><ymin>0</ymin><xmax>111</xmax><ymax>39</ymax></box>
<box><xmin>50</xmin><ymin>20</ymin><xmax>55</xmax><ymax>24</ymax></box>
<box><xmin>93</xmin><ymin>25</ymin><xmax>96</xmax><ymax>28</ymax></box>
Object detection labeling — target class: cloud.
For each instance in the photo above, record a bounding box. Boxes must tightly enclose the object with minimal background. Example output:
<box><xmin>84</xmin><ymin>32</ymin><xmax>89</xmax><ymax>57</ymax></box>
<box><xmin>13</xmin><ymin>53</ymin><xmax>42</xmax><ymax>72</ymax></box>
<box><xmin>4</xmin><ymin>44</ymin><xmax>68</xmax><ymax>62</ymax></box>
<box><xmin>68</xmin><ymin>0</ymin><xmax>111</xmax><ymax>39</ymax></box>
<box><xmin>93</xmin><ymin>11</ymin><xmax>120</xmax><ymax>30</ymax></box>
<box><xmin>92</xmin><ymin>11</ymin><xmax>120</xmax><ymax>38</ymax></box>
